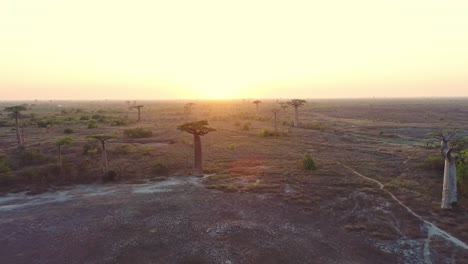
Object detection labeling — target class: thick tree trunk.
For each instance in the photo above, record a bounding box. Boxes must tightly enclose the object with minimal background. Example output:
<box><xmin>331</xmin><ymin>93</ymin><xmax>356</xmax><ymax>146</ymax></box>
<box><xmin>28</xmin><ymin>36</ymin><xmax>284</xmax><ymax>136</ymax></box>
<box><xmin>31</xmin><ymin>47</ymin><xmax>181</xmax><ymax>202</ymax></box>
<box><xmin>15</xmin><ymin>112</ymin><xmax>23</xmax><ymax>145</ymax></box>
<box><xmin>293</xmin><ymin>106</ymin><xmax>299</xmax><ymax>127</ymax></box>
<box><xmin>441</xmin><ymin>141</ymin><xmax>458</xmax><ymax>209</ymax></box>
<box><xmin>193</xmin><ymin>134</ymin><xmax>203</xmax><ymax>176</ymax></box>
<box><xmin>101</xmin><ymin>141</ymin><xmax>108</xmax><ymax>181</ymax></box>
<box><xmin>274</xmin><ymin>112</ymin><xmax>278</xmax><ymax>134</ymax></box>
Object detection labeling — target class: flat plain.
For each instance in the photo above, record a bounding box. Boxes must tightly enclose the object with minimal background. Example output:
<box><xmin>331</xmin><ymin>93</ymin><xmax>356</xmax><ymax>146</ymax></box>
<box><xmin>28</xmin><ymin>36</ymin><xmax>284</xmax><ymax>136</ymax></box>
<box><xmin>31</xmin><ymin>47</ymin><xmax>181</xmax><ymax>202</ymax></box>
<box><xmin>0</xmin><ymin>98</ymin><xmax>467</xmax><ymax>263</ymax></box>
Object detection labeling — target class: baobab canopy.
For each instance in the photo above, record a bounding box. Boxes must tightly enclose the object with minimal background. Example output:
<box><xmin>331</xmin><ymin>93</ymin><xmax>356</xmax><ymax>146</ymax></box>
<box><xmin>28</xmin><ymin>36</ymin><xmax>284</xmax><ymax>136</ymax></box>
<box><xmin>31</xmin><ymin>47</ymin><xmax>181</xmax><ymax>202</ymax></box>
<box><xmin>177</xmin><ymin>120</ymin><xmax>216</xmax><ymax>136</ymax></box>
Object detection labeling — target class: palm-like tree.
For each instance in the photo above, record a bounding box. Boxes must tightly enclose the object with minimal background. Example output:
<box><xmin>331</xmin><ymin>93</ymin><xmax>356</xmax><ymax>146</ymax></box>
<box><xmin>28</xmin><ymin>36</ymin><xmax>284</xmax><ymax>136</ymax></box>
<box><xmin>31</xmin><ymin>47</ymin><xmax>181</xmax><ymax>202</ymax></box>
<box><xmin>287</xmin><ymin>99</ymin><xmax>307</xmax><ymax>127</ymax></box>
<box><xmin>252</xmin><ymin>100</ymin><xmax>261</xmax><ymax>113</ymax></box>
<box><xmin>132</xmin><ymin>105</ymin><xmax>144</xmax><ymax>122</ymax></box>
<box><xmin>56</xmin><ymin>137</ymin><xmax>73</xmax><ymax>168</ymax></box>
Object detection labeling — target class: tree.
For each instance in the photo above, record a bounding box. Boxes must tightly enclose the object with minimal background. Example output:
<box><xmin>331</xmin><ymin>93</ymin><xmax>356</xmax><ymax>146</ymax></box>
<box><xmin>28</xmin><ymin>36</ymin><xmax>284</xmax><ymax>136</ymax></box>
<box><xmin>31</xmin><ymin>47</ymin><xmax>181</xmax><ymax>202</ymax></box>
<box><xmin>177</xmin><ymin>120</ymin><xmax>215</xmax><ymax>176</ymax></box>
<box><xmin>279</xmin><ymin>102</ymin><xmax>289</xmax><ymax>112</ymax></box>
<box><xmin>252</xmin><ymin>100</ymin><xmax>261</xmax><ymax>113</ymax></box>
<box><xmin>132</xmin><ymin>105</ymin><xmax>144</xmax><ymax>122</ymax></box>
<box><xmin>4</xmin><ymin>105</ymin><xmax>27</xmax><ymax>145</ymax></box>
<box><xmin>184</xmin><ymin>103</ymin><xmax>195</xmax><ymax>121</ymax></box>
<box><xmin>271</xmin><ymin>108</ymin><xmax>281</xmax><ymax>134</ymax></box>
<box><xmin>287</xmin><ymin>99</ymin><xmax>306</xmax><ymax>127</ymax></box>
<box><xmin>87</xmin><ymin>135</ymin><xmax>114</xmax><ymax>180</ymax></box>
<box><xmin>432</xmin><ymin>131</ymin><xmax>459</xmax><ymax>209</ymax></box>
<box><xmin>56</xmin><ymin>137</ymin><xmax>73</xmax><ymax>168</ymax></box>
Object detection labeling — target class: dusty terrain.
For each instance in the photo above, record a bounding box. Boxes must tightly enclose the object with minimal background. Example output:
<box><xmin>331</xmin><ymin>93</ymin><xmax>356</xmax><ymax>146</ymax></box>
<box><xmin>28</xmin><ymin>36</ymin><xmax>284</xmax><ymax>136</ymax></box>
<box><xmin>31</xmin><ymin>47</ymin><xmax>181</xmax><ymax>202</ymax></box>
<box><xmin>1</xmin><ymin>98</ymin><xmax>468</xmax><ymax>263</ymax></box>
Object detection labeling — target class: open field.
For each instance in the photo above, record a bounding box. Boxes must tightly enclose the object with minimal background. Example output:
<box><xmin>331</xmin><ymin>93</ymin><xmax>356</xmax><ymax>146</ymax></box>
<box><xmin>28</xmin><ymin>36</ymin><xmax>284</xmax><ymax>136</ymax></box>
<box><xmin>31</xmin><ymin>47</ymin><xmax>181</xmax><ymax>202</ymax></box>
<box><xmin>1</xmin><ymin>98</ymin><xmax>468</xmax><ymax>263</ymax></box>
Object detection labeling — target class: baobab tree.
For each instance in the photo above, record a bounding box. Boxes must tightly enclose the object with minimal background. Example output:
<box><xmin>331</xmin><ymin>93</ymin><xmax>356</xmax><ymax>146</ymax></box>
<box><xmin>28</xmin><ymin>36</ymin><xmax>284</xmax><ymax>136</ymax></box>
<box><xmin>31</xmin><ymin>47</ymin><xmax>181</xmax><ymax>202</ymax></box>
<box><xmin>87</xmin><ymin>135</ymin><xmax>114</xmax><ymax>181</ymax></box>
<box><xmin>432</xmin><ymin>131</ymin><xmax>460</xmax><ymax>209</ymax></box>
<box><xmin>132</xmin><ymin>105</ymin><xmax>144</xmax><ymax>122</ymax></box>
<box><xmin>252</xmin><ymin>100</ymin><xmax>261</xmax><ymax>113</ymax></box>
<box><xmin>287</xmin><ymin>99</ymin><xmax>307</xmax><ymax>127</ymax></box>
<box><xmin>177</xmin><ymin>120</ymin><xmax>215</xmax><ymax>176</ymax></box>
<box><xmin>56</xmin><ymin>137</ymin><xmax>73</xmax><ymax>168</ymax></box>
<box><xmin>279</xmin><ymin>102</ymin><xmax>289</xmax><ymax>112</ymax></box>
<box><xmin>184</xmin><ymin>103</ymin><xmax>195</xmax><ymax>121</ymax></box>
<box><xmin>4</xmin><ymin>105</ymin><xmax>27</xmax><ymax>145</ymax></box>
<box><xmin>271</xmin><ymin>108</ymin><xmax>281</xmax><ymax>134</ymax></box>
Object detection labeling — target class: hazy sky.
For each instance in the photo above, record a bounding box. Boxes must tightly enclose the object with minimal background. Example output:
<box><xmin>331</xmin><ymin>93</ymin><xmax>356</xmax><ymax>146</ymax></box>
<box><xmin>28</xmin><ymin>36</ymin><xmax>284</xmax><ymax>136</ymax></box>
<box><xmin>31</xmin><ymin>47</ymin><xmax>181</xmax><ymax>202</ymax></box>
<box><xmin>1</xmin><ymin>0</ymin><xmax>468</xmax><ymax>100</ymax></box>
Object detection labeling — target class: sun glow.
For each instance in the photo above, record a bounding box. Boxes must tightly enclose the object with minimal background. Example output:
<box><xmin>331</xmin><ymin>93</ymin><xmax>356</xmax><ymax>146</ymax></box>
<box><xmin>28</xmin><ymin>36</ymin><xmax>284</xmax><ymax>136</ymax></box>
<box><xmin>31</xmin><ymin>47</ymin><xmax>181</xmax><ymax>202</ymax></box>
<box><xmin>1</xmin><ymin>0</ymin><xmax>468</xmax><ymax>99</ymax></box>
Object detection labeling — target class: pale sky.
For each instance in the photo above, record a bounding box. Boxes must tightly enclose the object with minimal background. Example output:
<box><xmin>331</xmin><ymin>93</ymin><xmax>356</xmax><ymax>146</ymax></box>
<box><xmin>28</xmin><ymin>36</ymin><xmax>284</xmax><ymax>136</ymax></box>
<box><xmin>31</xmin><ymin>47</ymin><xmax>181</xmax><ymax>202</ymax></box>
<box><xmin>1</xmin><ymin>0</ymin><xmax>468</xmax><ymax>100</ymax></box>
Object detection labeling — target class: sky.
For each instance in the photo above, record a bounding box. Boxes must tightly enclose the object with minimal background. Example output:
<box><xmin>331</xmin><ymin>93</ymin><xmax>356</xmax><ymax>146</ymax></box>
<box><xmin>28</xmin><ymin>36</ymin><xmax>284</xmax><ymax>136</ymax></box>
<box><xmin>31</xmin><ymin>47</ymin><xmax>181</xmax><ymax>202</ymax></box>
<box><xmin>1</xmin><ymin>0</ymin><xmax>468</xmax><ymax>100</ymax></box>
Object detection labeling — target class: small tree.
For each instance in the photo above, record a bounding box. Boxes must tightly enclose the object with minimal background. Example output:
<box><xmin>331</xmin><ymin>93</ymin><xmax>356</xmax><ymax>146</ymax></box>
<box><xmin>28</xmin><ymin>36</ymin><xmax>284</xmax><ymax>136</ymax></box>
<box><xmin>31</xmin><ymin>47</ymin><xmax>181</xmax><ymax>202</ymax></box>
<box><xmin>252</xmin><ymin>100</ymin><xmax>261</xmax><ymax>113</ymax></box>
<box><xmin>56</xmin><ymin>137</ymin><xmax>73</xmax><ymax>168</ymax></box>
<box><xmin>279</xmin><ymin>102</ymin><xmax>288</xmax><ymax>111</ymax></box>
<box><xmin>132</xmin><ymin>105</ymin><xmax>144</xmax><ymax>122</ymax></box>
<box><xmin>271</xmin><ymin>108</ymin><xmax>281</xmax><ymax>134</ymax></box>
<box><xmin>177</xmin><ymin>120</ymin><xmax>215</xmax><ymax>176</ymax></box>
<box><xmin>287</xmin><ymin>99</ymin><xmax>306</xmax><ymax>127</ymax></box>
<box><xmin>4</xmin><ymin>105</ymin><xmax>27</xmax><ymax>145</ymax></box>
<box><xmin>87</xmin><ymin>135</ymin><xmax>114</xmax><ymax>181</ymax></box>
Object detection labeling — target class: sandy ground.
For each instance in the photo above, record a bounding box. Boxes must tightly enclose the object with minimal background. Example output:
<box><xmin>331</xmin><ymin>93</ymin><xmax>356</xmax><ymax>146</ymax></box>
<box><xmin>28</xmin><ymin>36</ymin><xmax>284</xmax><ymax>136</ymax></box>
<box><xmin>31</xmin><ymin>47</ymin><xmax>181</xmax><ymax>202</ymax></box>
<box><xmin>0</xmin><ymin>177</ymin><xmax>395</xmax><ymax>264</ymax></box>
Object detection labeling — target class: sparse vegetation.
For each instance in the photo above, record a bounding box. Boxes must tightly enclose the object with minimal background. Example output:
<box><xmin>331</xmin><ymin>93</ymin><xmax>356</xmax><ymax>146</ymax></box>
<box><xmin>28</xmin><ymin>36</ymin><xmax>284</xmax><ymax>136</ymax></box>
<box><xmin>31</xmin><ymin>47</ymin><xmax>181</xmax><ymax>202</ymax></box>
<box><xmin>123</xmin><ymin>127</ymin><xmax>153</xmax><ymax>138</ymax></box>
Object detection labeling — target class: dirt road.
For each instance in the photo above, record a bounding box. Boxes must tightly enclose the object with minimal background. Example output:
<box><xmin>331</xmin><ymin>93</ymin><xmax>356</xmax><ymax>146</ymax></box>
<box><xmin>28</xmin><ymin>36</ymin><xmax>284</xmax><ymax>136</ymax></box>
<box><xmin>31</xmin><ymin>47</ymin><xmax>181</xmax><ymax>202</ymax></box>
<box><xmin>0</xmin><ymin>177</ymin><xmax>395</xmax><ymax>264</ymax></box>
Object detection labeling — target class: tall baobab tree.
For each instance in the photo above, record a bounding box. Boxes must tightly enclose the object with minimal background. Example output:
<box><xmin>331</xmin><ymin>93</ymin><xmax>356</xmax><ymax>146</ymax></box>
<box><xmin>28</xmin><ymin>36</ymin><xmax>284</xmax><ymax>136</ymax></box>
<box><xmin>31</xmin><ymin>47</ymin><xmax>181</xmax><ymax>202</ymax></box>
<box><xmin>87</xmin><ymin>135</ymin><xmax>114</xmax><ymax>180</ymax></box>
<box><xmin>132</xmin><ymin>105</ymin><xmax>144</xmax><ymax>122</ymax></box>
<box><xmin>4</xmin><ymin>105</ymin><xmax>27</xmax><ymax>145</ymax></box>
<box><xmin>252</xmin><ymin>100</ymin><xmax>261</xmax><ymax>113</ymax></box>
<box><xmin>433</xmin><ymin>131</ymin><xmax>460</xmax><ymax>209</ymax></box>
<box><xmin>287</xmin><ymin>99</ymin><xmax>307</xmax><ymax>127</ymax></box>
<box><xmin>177</xmin><ymin>120</ymin><xmax>215</xmax><ymax>176</ymax></box>
<box><xmin>271</xmin><ymin>108</ymin><xmax>280</xmax><ymax>134</ymax></box>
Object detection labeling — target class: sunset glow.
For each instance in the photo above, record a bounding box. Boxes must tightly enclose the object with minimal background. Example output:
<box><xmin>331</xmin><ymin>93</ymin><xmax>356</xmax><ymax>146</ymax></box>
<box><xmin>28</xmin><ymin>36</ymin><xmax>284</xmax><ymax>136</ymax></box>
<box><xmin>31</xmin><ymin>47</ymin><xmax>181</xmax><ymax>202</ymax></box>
<box><xmin>1</xmin><ymin>0</ymin><xmax>468</xmax><ymax>100</ymax></box>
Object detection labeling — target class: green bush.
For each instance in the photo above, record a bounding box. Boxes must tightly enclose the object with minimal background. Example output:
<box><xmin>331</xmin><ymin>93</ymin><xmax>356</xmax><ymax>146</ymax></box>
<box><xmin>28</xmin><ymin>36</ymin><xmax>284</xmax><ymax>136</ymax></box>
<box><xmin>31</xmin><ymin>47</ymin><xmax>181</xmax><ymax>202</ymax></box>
<box><xmin>151</xmin><ymin>161</ymin><xmax>169</xmax><ymax>176</ymax></box>
<box><xmin>457</xmin><ymin>149</ymin><xmax>468</xmax><ymax>194</ymax></box>
<box><xmin>123</xmin><ymin>127</ymin><xmax>153</xmax><ymax>138</ymax></box>
<box><xmin>302</xmin><ymin>153</ymin><xmax>317</xmax><ymax>170</ymax></box>
<box><xmin>88</xmin><ymin>121</ymin><xmax>98</xmax><ymax>129</ymax></box>
<box><xmin>63</xmin><ymin>128</ymin><xmax>74</xmax><ymax>134</ymax></box>
<box><xmin>259</xmin><ymin>128</ymin><xmax>276</xmax><ymax>137</ymax></box>
<box><xmin>421</xmin><ymin>154</ymin><xmax>444</xmax><ymax>171</ymax></box>
<box><xmin>0</xmin><ymin>160</ymin><xmax>11</xmax><ymax>174</ymax></box>
<box><xmin>83</xmin><ymin>142</ymin><xmax>100</xmax><ymax>155</ymax></box>
<box><xmin>8</xmin><ymin>146</ymin><xmax>53</xmax><ymax>168</ymax></box>
<box><xmin>111</xmin><ymin>119</ymin><xmax>128</xmax><ymax>126</ymax></box>
<box><xmin>242</xmin><ymin>122</ymin><xmax>251</xmax><ymax>131</ymax></box>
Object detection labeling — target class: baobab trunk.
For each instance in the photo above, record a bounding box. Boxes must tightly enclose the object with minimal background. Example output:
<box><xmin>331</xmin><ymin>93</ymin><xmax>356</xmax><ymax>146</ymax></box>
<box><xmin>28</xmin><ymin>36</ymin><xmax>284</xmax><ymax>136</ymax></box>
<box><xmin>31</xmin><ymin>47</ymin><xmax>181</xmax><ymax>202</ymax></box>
<box><xmin>193</xmin><ymin>134</ymin><xmax>203</xmax><ymax>176</ymax></box>
<box><xmin>293</xmin><ymin>106</ymin><xmax>299</xmax><ymax>127</ymax></box>
<box><xmin>101</xmin><ymin>141</ymin><xmax>109</xmax><ymax>179</ymax></box>
<box><xmin>15</xmin><ymin>112</ymin><xmax>23</xmax><ymax>144</ymax></box>
<box><xmin>441</xmin><ymin>141</ymin><xmax>457</xmax><ymax>209</ymax></box>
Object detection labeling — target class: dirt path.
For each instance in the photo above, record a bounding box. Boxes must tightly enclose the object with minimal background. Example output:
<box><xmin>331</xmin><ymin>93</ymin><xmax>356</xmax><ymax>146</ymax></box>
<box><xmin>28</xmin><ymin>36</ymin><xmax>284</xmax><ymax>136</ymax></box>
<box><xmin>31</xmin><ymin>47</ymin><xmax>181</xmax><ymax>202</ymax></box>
<box><xmin>0</xmin><ymin>177</ymin><xmax>396</xmax><ymax>264</ymax></box>
<box><xmin>340</xmin><ymin>163</ymin><xmax>468</xmax><ymax>264</ymax></box>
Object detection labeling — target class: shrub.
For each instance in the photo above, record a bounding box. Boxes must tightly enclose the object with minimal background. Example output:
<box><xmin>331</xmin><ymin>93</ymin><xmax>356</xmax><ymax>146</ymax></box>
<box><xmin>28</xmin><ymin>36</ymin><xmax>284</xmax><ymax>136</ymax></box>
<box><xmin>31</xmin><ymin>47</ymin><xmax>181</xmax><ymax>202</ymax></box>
<box><xmin>259</xmin><ymin>128</ymin><xmax>276</xmax><ymax>137</ymax></box>
<box><xmin>242</xmin><ymin>122</ymin><xmax>251</xmax><ymax>131</ymax></box>
<box><xmin>151</xmin><ymin>161</ymin><xmax>169</xmax><ymax>176</ymax></box>
<box><xmin>83</xmin><ymin>142</ymin><xmax>100</xmax><ymax>155</ymax></box>
<box><xmin>63</xmin><ymin>128</ymin><xmax>74</xmax><ymax>134</ymax></box>
<box><xmin>228</xmin><ymin>143</ymin><xmax>237</xmax><ymax>150</ymax></box>
<box><xmin>457</xmin><ymin>149</ymin><xmax>468</xmax><ymax>194</ymax></box>
<box><xmin>123</xmin><ymin>127</ymin><xmax>153</xmax><ymax>138</ymax></box>
<box><xmin>421</xmin><ymin>154</ymin><xmax>444</xmax><ymax>171</ymax></box>
<box><xmin>88</xmin><ymin>121</ymin><xmax>98</xmax><ymax>129</ymax></box>
<box><xmin>302</xmin><ymin>153</ymin><xmax>317</xmax><ymax>170</ymax></box>
<box><xmin>37</xmin><ymin>120</ymin><xmax>52</xmax><ymax>128</ymax></box>
<box><xmin>8</xmin><ymin>146</ymin><xmax>53</xmax><ymax>168</ymax></box>
<box><xmin>0</xmin><ymin>160</ymin><xmax>11</xmax><ymax>174</ymax></box>
<box><xmin>111</xmin><ymin>119</ymin><xmax>128</xmax><ymax>126</ymax></box>
<box><xmin>303</xmin><ymin>122</ymin><xmax>327</xmax><ymax>131</ymax></box>
<box><xmin>80</xmin><ymin>116</ymin><xmax>90</xmax><ymax>121</ymax></box>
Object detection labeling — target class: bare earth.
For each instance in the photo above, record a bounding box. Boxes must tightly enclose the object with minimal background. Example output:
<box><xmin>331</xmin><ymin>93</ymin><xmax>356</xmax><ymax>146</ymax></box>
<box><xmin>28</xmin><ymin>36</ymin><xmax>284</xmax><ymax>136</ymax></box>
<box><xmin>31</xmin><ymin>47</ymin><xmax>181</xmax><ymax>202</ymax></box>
<box><xmin>0</xmin><ymin>177</ymin><xmax>394</xmax><ymax>264</ymax></box>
